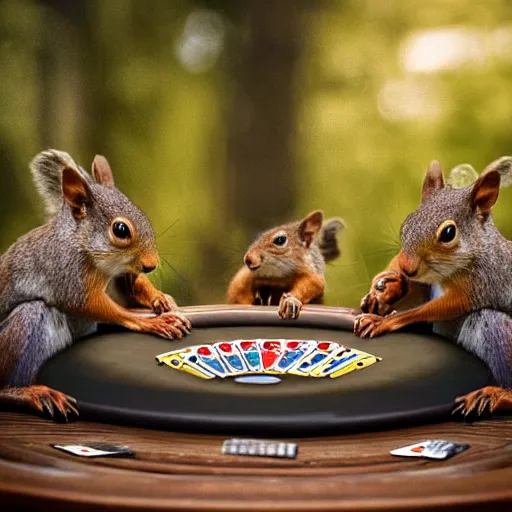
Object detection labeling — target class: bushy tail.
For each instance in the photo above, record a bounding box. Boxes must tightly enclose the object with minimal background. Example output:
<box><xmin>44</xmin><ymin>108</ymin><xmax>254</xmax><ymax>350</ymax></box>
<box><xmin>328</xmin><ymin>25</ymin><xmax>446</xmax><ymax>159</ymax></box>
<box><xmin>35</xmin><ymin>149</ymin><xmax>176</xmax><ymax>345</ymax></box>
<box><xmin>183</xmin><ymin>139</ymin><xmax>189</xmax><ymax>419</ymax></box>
<box><xmin>29</xmin><ymin>149</ymin><xmax>92</xmax><ymax>217</ymax></box>
<box><xmin>318</xmin><ymin>217</ymin><xmax>344</xmax><ymax>262</ymax></box>
<box><xmin>482</xmin><ymin>156</ymin><xmax>512</xmax><ymax>188</ymax></box>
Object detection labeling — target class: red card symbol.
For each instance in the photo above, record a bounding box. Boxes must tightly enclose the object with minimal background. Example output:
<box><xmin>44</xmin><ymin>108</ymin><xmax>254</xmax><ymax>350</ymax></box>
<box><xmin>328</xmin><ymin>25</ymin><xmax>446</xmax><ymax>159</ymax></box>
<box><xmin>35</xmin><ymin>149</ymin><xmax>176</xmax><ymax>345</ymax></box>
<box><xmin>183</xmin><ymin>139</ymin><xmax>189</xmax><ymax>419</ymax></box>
<box><xmin>219</xmin><ymin>343</ymin><xmax>232</xmax><ymax>353</ymax></box>
<box><xmin>318</xmin><ymin>342</ymin><xmax>331</xmax><ymax>351</ymax></box>
<box><xmin>197</xmin><ymin>346</ymin><xmax>212</xmax><ymax>356</ymax></box>
<box><xmin>261</xmin><ymin>341</ymin><xmax>281</xmax><ymax>368</ymax></box>
<box><xmin>241</xmin><ymin>341</ymin><xmax>256</xmax><ymax>350</ymax></box>
<box><xmin>411</xmin><ymin>446</ymin><xmax>425</xmax><ymax>453</ymax></box>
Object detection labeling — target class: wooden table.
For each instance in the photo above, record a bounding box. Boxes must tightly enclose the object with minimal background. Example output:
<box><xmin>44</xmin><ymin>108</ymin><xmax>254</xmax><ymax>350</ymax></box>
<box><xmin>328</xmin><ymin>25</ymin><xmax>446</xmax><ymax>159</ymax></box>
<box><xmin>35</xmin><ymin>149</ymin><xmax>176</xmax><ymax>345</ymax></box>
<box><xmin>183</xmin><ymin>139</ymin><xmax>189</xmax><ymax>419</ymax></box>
<box><xmin>1</xmin><ymin>412</ymin><xmax>512</xmax><ymax>511</ymax></box>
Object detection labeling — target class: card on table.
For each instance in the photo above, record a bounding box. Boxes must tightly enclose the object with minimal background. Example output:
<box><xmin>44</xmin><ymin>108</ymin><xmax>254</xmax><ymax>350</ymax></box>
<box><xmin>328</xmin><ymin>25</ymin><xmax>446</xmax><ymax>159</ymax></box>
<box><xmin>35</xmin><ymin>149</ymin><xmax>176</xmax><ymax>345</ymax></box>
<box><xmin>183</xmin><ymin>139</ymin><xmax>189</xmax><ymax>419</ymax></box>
<box><xmin>52</xmin><ymin>443</ymin><xmax>135</xmax><ymax>458</ymax></box>
<box><xmin>390</xmin><ymin>440</ymin><xmax>470</xmax><ymax>460</ymax></box>
<box><xmin>221</xmin><ymin>438</ymin><xmax>298</xmax><ymax>459</ymax></box>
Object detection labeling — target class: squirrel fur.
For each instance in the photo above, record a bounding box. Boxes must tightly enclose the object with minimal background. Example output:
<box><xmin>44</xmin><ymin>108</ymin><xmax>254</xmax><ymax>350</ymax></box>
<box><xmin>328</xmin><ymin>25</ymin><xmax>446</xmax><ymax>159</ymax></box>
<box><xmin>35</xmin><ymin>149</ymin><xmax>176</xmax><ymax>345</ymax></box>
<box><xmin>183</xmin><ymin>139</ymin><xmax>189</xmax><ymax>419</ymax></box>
<box><xmin>356</xmin><ymin>158</ymin><xmax>512</xmax><ymax>417</ymax></box>
<box><xmin>227</xmin><ymin>210</ymin><xmax>343</xmax><ymax>319</ymax></box>
<box><xmin>0</xmin><ymin>149</ymin><xmax>190</xmax><ymax>420</ymax></box>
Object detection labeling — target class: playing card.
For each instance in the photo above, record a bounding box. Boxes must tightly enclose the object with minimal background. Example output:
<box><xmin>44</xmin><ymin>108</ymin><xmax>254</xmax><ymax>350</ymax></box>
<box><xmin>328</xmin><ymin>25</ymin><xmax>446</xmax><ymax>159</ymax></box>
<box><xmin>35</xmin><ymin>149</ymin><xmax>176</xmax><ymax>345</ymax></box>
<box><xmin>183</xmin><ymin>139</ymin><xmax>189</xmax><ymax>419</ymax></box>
<box><xmin>52</xmin><ymin>443</ymin><xmax>134</xmax><ymax>458</ymax></box>
<box><xmin>235</xmin><ymin>339</ymin><xmax>263</xmax><ymax>372</ymax></box>
<box><xmin>194</xmin><ymin>345</ymin><xmax>229</xmax><ymax>378</ymax></box>
<box><xmin>157</xmin><ymin>340</ymin><xmax>382</xmax><ymax>381</ymax></box>
<box><xmin>329</xmin><ymin>352</ymin><xmax>382</xmax><ymax>378</ymax></box>
<box><xmin>221</xmin><ymin>438</ymin><xmax>298</xmax><ymax>459</ymax></box>
<box><xmin>287</xmin><ymin>341</ymin><xmax>340</xmax><ymax>376</ymax></box>
<box><xmin>271</xmin><ymin>340</ymin><xmax>317</xmax><ymax>373</ymax></box>
<box><xmin>259</xmin><ymin>340</ymin><xmax>284</xmax><ymax>373</ymax></box>
<box><xmin>390</xmin><ymin>440</ymin><xmax>469</xmax><ymax>460</ymax></box>
<box><xmin>310</xmin><ymin>346</ymin><xmax>354</xmax><ymax>377</ymax></box>
<box><xmin>156</xmin><ymin>349</ymin><xmax>215</xmax><ymax>379</ymax></box>
<box><xmin>214</xmin><ymin>341</ymin><xmax>249</xmax><ymax>375</ymax></box>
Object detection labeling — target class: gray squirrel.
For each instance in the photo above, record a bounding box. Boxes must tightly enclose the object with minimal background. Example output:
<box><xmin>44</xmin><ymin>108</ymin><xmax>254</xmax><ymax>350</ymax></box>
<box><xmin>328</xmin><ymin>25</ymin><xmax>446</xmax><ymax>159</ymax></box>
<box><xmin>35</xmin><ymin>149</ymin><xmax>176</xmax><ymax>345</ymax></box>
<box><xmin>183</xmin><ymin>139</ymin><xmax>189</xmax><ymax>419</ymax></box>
<box><xmin>355</xmin><ymin>157</ymin><xmax>512</xmax><ymax>417</ymax></box>
<box><xmin>227</xmin><ymin>210</ymin><xmax>344</xmax><ymax>319</ymax></box>
<box><xmin>0</xmin><ymin>150</ymin><xmax>191</xmax><ymax>420</ymax></box>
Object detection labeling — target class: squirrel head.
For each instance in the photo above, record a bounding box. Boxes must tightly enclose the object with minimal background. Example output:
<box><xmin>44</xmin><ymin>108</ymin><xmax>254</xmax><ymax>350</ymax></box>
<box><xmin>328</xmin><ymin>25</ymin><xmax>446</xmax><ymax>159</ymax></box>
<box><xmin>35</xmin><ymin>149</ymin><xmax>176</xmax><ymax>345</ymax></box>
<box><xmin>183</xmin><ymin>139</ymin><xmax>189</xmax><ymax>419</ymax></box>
<box><xmin>398</xmin><ymin>160</ymin><xmax>503</xmax><ymax>284</ymax></box>
<box><xmin>56</xmin><ymin>154</ymin><xmax>159</xmax><ymax>278</ymax></box>
<box><xmin>243</xmin><ymin>210</ymin><xmax>324</xmax><ymax>278</ymax></box>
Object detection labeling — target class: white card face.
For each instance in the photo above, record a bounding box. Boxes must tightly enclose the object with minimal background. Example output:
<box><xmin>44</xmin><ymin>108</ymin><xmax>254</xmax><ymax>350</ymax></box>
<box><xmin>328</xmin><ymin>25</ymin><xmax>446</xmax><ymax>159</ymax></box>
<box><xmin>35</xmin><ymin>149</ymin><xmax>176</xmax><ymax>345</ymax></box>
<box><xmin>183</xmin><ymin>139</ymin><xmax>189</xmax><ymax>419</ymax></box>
<box><xmin>390</xmin><ymin>440</ymin><xmax>469</xmax><ymax>460</ymax></box>
<box><xmin>53</xmin><ymin>444</ymin><xmax>118</xmax><ymax>457</ymax></box>
<box><xmin>390</xmin><ymin>442</ymin><xmax>427</xmax><ymax>458</ymax></box>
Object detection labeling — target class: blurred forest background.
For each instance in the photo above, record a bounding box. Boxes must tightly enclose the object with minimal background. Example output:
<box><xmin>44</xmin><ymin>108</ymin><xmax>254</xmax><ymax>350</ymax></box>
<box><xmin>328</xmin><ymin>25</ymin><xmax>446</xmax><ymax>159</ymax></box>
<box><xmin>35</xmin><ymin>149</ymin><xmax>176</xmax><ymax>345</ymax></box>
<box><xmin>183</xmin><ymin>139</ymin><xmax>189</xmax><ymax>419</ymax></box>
<box><xmin>1</xmin><ymin>0</ymin><xmax>512</xmax><ymax>307</ymax></box>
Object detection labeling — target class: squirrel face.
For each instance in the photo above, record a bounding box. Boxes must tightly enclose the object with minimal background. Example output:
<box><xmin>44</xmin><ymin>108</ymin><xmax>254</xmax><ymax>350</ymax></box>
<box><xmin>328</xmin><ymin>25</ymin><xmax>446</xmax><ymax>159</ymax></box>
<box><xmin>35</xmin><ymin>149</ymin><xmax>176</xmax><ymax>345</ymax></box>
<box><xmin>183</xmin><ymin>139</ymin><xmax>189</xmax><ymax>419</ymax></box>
<box><xmin>61</xmin><ymin>156</ymin><xmax>159</xmax><ymax>279</ymax></box>
<box><xmin>398</xmin><ymin>160</ymin><xmax>501</xmax><ymax>284</ymax></box>
<box><xmin>243</xmin><ymin>211</ymin><xmax>324</xmax><ymax>279</ymax></box>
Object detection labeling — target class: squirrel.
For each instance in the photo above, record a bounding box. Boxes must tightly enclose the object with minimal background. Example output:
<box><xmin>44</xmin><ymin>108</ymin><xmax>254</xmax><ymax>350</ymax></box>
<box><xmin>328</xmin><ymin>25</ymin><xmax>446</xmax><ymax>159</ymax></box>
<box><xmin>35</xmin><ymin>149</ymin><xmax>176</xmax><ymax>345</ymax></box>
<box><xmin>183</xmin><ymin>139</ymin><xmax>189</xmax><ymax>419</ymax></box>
<box><xmin>227</xmin><ymin>210</ymin><xmax>344</xmax><ymax>319</ymax></box>
<box><xmin>354</xmin><ymin>157</ymin><xmax>512</xmax><ymax>418</ymax></box>
<box><xmin>0</xmin><ymin>149</ymin><xmax>191</xmax><ymax>420</ymax></box>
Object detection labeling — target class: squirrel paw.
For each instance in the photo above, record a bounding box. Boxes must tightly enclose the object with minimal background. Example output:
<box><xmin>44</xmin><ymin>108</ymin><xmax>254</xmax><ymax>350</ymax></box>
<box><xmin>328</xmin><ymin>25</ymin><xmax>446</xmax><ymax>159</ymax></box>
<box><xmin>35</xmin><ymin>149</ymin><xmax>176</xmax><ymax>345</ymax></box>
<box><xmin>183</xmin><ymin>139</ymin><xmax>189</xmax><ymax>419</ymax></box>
<box><xmin>150</xmin><ymin>294</ymin><xmax>192</xmax><ymax>332</ymax></box>
<box><xmin>453</xmin><ymin>386</ymin><xmax>506</xmax><ymax>419</ymax></box>
<box><xmin>360</xmin><ymin>271</ymin><xmax>407</xmax><ymax>316</ymax></box>
<box><xmin>151</xmin><ymin>293</ymin><xmax>178</xmax><ymax>314</ymax></box>
<box><xmin>353</xmin><ymin>313</ymin><xmax>388</xmax><ymax>338</ymax></box>
<box><xmin>144</xmin><ymin>312</ymin><xmax>191</xmax><ymax>340</ymax></box>
<box><xmin>278</xmin><ymin>293</ymin><xmax>302</xmax><ymax>320</ymax></box>
<box><xmin>24</xmin><ymin>385</ymin><xmax>78</xmax><ymax>422</ymax></box>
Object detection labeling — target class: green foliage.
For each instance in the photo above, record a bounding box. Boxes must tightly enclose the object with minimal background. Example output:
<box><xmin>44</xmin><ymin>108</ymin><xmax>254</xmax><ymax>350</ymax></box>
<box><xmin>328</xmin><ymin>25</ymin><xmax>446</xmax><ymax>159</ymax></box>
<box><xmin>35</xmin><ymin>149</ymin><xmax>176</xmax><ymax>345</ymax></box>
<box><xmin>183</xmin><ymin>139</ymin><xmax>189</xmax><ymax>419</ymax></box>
<box><xmin>1</xmin><ymin>0</ymin><xmax>512</xmax><ymax>308</ymax></box>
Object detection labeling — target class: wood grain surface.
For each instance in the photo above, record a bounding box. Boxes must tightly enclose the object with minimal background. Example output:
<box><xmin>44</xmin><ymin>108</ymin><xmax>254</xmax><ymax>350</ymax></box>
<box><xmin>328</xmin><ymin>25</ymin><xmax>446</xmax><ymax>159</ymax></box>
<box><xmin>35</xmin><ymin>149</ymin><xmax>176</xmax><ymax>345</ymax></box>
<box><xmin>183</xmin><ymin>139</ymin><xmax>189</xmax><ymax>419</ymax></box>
<box><xmin>1</xmin><ymin>412</ymin><xmax>512</xmax><ymax>511</ymax></box>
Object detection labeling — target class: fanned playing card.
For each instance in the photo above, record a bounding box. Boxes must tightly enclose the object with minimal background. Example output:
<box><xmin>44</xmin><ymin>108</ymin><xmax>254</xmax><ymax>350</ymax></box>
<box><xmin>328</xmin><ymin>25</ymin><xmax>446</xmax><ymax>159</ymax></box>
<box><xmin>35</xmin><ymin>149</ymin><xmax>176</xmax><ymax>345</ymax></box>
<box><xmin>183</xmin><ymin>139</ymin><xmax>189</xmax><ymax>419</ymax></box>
<box><xmin>156</xmin><ymin>348</ymin><xmax>215</xmax><ymax>379</ymax></box>
<box><xmin>271</xmin><ymin>340</ymin><xmax>316</xmax><ymax>373</ymax></box>
<box><xmin>235</xmin><ymin>339</ymin><xmax>263</xmax><ymax>372</ymax></box>
<box><xmin>260</xmin><ymin>340</ymin><xmax>283</xmax><ymax>373</ymax></box>
<box><xmin>157</xmin><ymin>339</ymin><xmax>381</xmax><ymax>380</ymax></box>
<box><xmin>287</xmin><ymin>341</ymin><xmax>339</xmax><ymax>376</ymax></box>
<box><xmin>214</xmin><ymin>341</ymin><xmax>249</xmax><ymax>376</ymax></box>
<box><xmin>311</xmin><ymin>347</ymin><xmax>380</xmax><ymax>378</ymax></box>
<box><xmin>194</xmin><ymin>345</ymin><xmax>229</xmax><ymax>378</ymax></box>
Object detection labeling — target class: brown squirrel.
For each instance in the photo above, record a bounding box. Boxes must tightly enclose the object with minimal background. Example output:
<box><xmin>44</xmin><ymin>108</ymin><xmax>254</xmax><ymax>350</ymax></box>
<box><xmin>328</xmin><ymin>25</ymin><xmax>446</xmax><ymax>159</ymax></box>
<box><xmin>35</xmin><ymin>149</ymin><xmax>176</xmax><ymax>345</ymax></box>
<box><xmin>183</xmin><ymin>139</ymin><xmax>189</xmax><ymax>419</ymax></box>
<box><xmin>227</xmin><ymin>210</ymin><xmax>343</xmax><ymax>319</ymax></box>
<box><xmin>354</xmin><ymin>158</ymin><xmax>512</xmax><ymax>418</ymax></box>
<box><xmin>0</xmin><ymin>150</ymin><xmax>191</xmax><ymax>420</ymax></box>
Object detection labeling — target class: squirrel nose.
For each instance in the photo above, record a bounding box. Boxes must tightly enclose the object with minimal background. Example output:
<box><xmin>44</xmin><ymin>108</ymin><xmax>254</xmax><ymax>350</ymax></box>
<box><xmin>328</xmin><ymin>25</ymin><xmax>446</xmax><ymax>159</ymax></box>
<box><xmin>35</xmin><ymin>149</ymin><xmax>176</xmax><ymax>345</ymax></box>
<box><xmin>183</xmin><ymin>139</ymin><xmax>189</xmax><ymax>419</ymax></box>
<box><xmin>140</xmin><ymin>253</ymin><xmax>159</xmax><ymax>274</ymax></box>
<box><xmin>398</xmin><ymin>250</ymin><xmax>419</xmax><ymax>277</ymax></box>
<box><xmin>244</xmin><ymin>253</ymin><xmax>261</xmax><ymax>271</ymax></box>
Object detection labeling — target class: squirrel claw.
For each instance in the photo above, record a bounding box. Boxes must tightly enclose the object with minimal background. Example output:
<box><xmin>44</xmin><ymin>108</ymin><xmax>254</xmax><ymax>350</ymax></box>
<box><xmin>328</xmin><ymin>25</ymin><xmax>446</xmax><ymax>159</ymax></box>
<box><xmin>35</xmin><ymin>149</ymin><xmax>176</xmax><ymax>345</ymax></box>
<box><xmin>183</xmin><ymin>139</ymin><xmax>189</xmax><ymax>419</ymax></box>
<box><xmin>278</xmin><ymin>293</ymin><xmax>302</xmax><ymax>320</ymax></box>
<box><xmin>174</xmin><ymin>311</ymin><xmax>192</xmax><ymax>330</ymax></box>
<box><xmin>144</xmin><ymin>312</ymin><xmax>191</xmax><ymax>340</ymax></box>
<box><xmin>40</xmin><ymin>396</ymin><xmax>55</xmax><ymax>418</ymax></box>
<box><xmin>354</xmin><ymin>313</ymin><xmax>386</xmax><ymax>338</ymax></box>
<box><xmin>360</xmin><ymin>271</ymin><xmax>406</xmax><ymax>316</ymax></box>
<box><xmin>151</xmin><ymin>293</ymin><xmax>178</xmax><ymax>315</ymax></box>
<box><xmin>453</xmin><ymin>386</ymin><xmax>504</xmax><ymax>419</ymax></box>
<box><xmin>24</xmin><ymin>385</ymin><xmax>79</xmax><ymax>422</ymax></box>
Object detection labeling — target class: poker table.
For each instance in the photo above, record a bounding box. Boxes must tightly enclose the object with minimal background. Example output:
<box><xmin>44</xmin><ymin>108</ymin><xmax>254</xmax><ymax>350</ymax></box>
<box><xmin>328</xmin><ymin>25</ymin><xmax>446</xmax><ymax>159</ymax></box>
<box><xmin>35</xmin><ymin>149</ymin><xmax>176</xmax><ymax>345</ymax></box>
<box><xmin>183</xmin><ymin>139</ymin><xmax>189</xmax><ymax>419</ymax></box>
<box><xmin>1</xmin><ymin>305</ymin><xmax>512</xmax><ymax>510</ymax></box>
<box><xmin>35</xmin><ymin>305</ymin><xmax>490</xmax><ymax>435</ymax></box>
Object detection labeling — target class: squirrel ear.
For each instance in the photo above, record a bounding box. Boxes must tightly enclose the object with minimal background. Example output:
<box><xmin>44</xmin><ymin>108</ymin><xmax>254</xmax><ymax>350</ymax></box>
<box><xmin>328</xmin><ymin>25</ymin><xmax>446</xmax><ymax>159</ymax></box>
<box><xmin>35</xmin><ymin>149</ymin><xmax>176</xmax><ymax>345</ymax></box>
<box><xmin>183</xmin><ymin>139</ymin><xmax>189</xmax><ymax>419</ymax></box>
<box><xmin>62</xmin><ymin>167</ymin><xmax>91</xmax><ymax>219</ymax></box>
<box><xmin>298</xmin><ymin>210</ymin><xmax>324</xmax><ymax>247</ymax></box>
<box><xmin>482</xmin><ymin>156</ymin><xmax>512</xmax><ymax>188</ymax></box>
<box><xmin>421</xmin><ymin>160</ymin><xmax>445</xmax><ymax>202</ymax></box>
<box><xmin>470</xmin><ymin>170</ymin><xmax>500</xmax><ymax>215</ymax></box>
<box><xmin>92</xmin><ymin>155</ymin><xmax>115</xmax><ymax>187</ymax></box>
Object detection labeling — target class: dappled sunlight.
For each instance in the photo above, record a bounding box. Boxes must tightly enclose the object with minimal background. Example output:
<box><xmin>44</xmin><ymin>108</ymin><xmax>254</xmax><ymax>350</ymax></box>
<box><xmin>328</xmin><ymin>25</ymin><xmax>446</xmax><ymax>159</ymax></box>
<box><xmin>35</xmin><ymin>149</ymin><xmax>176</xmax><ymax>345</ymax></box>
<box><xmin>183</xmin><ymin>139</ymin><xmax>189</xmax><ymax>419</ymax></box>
<box><xmin>1</xmin><ymin>0</ymin><xmax>512</xmax><ymax>308</ymax></box>
<box><xmin>401</xmin><ymin>28</ymin><xmax>486</xmax><ymax>73</ymax></box>
<box><xmin>175</xmin><ymin>9</ymin><xmax>225</xmax><ymax>74</ymax></box>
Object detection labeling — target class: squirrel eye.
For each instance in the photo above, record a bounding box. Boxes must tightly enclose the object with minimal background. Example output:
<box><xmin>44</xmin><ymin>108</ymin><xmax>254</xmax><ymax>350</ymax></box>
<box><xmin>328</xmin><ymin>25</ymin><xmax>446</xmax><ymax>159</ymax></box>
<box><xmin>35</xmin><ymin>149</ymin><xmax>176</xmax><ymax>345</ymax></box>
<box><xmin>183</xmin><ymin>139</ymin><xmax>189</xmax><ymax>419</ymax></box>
<box><xmin>438</xmin><ymin>223</ymin><xmax>457</xmax><ymax>243</ymax></box>
<box><xmin>112</xmin><ymin>221</ymin><xmax>131</xmax><ymax>240</ymax></box>
<box><xmin>273</xmin><ymin>234</ymin><xmax>288</xmax><ymax>247</ymax></box>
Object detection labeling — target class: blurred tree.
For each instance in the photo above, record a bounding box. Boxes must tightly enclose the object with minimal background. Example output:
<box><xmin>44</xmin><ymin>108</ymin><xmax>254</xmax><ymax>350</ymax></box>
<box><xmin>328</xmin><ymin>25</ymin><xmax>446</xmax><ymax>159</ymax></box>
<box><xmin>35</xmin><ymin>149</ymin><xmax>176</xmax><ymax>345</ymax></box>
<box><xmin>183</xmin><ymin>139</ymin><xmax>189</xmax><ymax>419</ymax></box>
<box><xmin>226</xmin><ymin>0</ymin><xmax>304</xmax><ymax>233</ymax></box>
<box><xmin>1</xmin><ymin>0</ymin><xmax>512</xmax><ymax>309</ymax></box>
